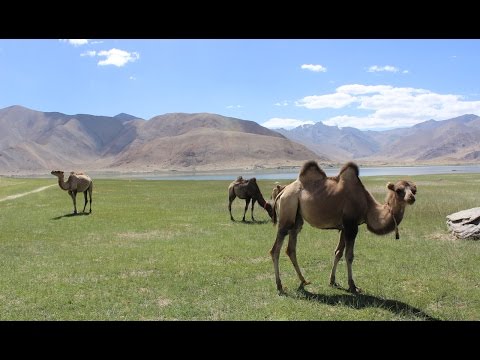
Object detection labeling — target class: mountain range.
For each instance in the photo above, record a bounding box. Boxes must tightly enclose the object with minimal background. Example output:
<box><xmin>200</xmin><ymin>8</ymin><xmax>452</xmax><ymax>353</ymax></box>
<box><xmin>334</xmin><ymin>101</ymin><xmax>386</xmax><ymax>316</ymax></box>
<box><xmin>0</xmin><ymin>106</ymin><xmax>322</xmax><ymax>175</ymax></box>
<box><xmin>277</xmin><ymin>114</ymin><xmax>480</xmax><ymax>165</ymax></box>
<box><xmin>0</xmin><ymin>105</ymin><xmax>479</xmax><ymax>175</ymax></box>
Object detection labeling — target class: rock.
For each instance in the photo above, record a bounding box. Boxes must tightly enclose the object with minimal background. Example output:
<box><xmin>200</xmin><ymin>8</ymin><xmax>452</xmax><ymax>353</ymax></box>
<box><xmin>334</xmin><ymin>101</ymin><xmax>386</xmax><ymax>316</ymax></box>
<box><xmin>446</xmin><ymin>207</ymin><xmax>480</xmax><ymax>239</ymax></box>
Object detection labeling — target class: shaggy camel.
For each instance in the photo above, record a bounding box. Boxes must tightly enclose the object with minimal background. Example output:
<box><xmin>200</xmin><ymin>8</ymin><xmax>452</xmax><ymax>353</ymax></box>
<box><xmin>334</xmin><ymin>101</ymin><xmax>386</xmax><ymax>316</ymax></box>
<box><xmin>270</xmin><ymin>160</ymin><xmax>416</xmax><ymax>294</ymax></box>
<box><xmin>271</xmin><ymin>183</ymin><xmax>286</xmax><ymax>201</ymax></box>
<box><xmin>228</xmin><ymin>176</ymin><xmax>273</xmax><ymax>221</ymax></box>
<box><xmin>51</xmin><ymin>170</ymin><xmax>93</xmax><ymax>214</ymax></box>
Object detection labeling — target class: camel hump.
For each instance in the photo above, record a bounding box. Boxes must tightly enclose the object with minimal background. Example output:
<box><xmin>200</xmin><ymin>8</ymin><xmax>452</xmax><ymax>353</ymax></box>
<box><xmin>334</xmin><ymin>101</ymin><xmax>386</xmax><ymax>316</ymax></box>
<box><xmin>298</xmin><ymin>160</ymin><xmax>326</xmax><ymax>183</ymax></box>
<box><xmin>339</xmin><ymin>162</ymin><xmax>359</xmax><ymax>177</ymax></box>
<box><xmin>236</xmin><ymin>176</ymin><xmax>243</xmax><ymax>182</ymax></box>
<box><xmin>338</xmin><ymin>162</ymin><xmax>360</xmax><ymax>182</ymax></box>
<box><xmin>249</xmin><ymin>177</ymin><xmax>257</xmax><ymax>183</ymax></box>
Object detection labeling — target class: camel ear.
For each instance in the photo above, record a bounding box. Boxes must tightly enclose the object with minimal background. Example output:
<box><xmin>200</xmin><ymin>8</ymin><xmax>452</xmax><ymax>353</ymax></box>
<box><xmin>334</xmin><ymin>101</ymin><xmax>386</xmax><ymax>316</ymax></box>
<box><xmin>276</xmin><ymin>185</ymin><xmax>281</xmax><ymax>190</ymax></box>
<box><xmin>387</xmin><ymin>182</ymin><xmax>395</xmax><ymax>191</ymax></box>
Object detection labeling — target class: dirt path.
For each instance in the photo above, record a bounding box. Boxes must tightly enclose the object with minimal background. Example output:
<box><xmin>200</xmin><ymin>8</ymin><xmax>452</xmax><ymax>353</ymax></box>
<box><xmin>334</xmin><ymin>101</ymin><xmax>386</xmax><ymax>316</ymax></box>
<box><xmin>0</xmin><ymin>184</ymin><xmax>56</xmax><ymax>203</ymax></box>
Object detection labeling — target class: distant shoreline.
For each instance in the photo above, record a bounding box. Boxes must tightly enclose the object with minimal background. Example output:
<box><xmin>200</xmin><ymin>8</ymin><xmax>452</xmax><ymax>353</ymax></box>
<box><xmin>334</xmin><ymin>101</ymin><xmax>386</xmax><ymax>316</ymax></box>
<box><xmin>4</xmin><ymin>163</ymin><xmax>480</xmax><ymax>180</ymax></box>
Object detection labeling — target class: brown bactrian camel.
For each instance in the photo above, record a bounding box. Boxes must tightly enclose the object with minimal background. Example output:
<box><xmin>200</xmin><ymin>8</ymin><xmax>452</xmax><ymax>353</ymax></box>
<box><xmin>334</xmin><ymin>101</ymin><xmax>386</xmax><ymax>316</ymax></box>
<box><xmin>270</xmin><ymin>160</ymin><xmax>416</xmax><ymax>295</ymax></box>
<box><xmin>228</xmin><ymin>176</ymin><xmax>274</xmax><ymax>221</ymax></box>
<box><xmin>51</xmin><ymin>170</ymin><xmax>93</xmax><ymax>214</ymax></box>
<box><xmin>271</xmin><ymin>183</ymin><xmax>287</xmax><ymax>201</ymax></box>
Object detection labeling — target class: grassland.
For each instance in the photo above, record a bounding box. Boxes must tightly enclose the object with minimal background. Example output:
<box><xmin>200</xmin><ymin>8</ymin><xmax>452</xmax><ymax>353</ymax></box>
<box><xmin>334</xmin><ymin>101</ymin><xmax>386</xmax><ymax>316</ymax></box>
<box><xmin>0</xmin><ymin>174</ymin><xmax>479</xmax><ymax>320</ymax></box>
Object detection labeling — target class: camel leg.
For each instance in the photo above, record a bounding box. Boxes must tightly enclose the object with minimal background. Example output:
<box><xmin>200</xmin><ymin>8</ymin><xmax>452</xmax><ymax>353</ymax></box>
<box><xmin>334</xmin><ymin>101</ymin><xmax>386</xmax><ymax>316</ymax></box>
<box><xmin>88</xmin><ymin>185</ymin><xmax>92</xmax><ymax>213</ymax></box>
<box><xmin>270</xmin><ymin>227</ymin><xmax>288</xmax><ymax>295</ymax></box>
<box><xmin>69</xmin><ymin>190</ymin><xmax>78</xmax><ymax>214</ymax></box>
<box><xmin>228</xmin><ymin>194</ymin><xmax>236</xmax><ymax>221</ymax></box>
<box><xmin>286</xmin><ymin>211</ymin><xmax>310</xmax><ymax>287</ymax></box>
<box><xmin>242</xmin><ymin>198</ymin><xmax>251</xmax><ymax>222</ymax></box>
<box><xmin>82</xmin><ymin>190</ymin><xmax>88</xmax><ymax>213</ymax></box>
<box><xmin>329</xmin><ymin>231</ymin><xmax>346</xmax><ymax>288</ymax></box>
<box><xmin>343</xmin><ymin>220</ymin><xmax>360</xmax><ymax>294</ymax></box>
<box><xmin>250</xmin><ymin>199</ymin><xmax>256</xmax><ymax>222</ymax></box>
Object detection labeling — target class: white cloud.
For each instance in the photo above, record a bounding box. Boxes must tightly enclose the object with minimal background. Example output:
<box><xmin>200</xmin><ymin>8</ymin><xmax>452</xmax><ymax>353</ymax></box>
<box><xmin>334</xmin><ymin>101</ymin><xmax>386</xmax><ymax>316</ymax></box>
<box><xmin>274</xmin><ymin>101</ymin><xmax>289</xmax><ymax>106</ymax></box>
<box><xmin>226</xmin><ymin>105</ymin><xmax>242</xmax><ymax>109</ymax></box>
<box><xmin>337</xmin><ymin>84</ymin><xmax>393</xmax><ymax>95</ymax></box>
<box><xmin>296</xmin><ymin>92</ymin><xmax>357</xmax><ymax>109</ymax></box>
<box><xmin>129</xmin><ymin>76</ymin><xmax>136</xmax><ymax>80</ymax></box>
<box><xmin>301</xmin><ymin>64</ymin><xmax>327</xmax><ymax>72</ymax></box>
<box><xmin>97</xmin><ymin>48</ymin><xmax>140</xmax><ymax>67</ymax></box>
<box><xmin>368</xmin><ymin>65</ymin><xmax>399</xmax><ymax>73</ymax></box>
<box><xmin>80</xmin><ymin>50</ymin><xmax>96</xmax><ymax>57</ymax></box>
<box><xmin>296</xmin><ymin>84</ymin><xmax>480</xmax><ymax>130</ymax></box>
<box><xmin>402</xmin><ymin>70</ymin><xmax>409</xmax><ymax>74</ymax></box>
<box><xmin>60</xmin><ymin>39</ymin><xmax>90</xmax><ymax>47</ymax></box>
<box><xmin>262</xmin><ymin>118</ymin><xmax>315</xmax><ymax>129</ymax></box>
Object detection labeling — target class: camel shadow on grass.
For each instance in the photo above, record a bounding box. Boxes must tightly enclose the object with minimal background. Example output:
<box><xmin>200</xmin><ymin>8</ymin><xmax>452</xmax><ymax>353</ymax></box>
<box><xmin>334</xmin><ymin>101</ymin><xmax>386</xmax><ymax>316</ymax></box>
<box><xmin>292</xmin><ymin>285</ymin><xmax>439</xmax><ymax>321</ymax></box>
<box><xmin>233</xmin><ymin>219</ymin><xmax>271</xmax><ymax>225</ymax></box>
<box><xmin>52</xmin><ymin>212</ymin><xmax>91</xmax><ymax>220</ymax></box>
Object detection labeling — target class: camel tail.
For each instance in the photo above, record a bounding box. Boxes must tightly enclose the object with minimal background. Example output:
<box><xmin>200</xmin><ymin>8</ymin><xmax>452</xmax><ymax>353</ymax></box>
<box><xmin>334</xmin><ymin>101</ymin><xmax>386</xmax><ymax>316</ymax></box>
<box><xmin>271</xmin><ymin>184</ymin><xmax>287</xmax><ymax>225</ymax></box>
<box><xmin>272</xmin><ymin>192</ymin><xmax>279</xmax><ymax>225</ymax></box>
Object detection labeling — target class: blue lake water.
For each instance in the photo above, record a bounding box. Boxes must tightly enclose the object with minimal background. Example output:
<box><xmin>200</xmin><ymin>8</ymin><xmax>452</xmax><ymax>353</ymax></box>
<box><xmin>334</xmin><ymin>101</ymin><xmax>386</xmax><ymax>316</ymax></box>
<box><xmin>143</xmin><ymin>164</ymin><xmax>480</xmax><ymax>181</ymax></box>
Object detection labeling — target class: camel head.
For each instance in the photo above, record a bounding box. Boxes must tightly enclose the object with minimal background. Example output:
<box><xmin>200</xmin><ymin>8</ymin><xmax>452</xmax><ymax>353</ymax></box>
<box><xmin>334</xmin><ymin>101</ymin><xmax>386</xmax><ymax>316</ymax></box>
<box><xmin>51</xmin><ymin>170</ymin><xmax>64</xmax><ymax>178</ymax></box>
<box><xmin>387</xmin><ymin>180</ymin><xmax>417</xmax><ymax>205</ymax></box>
<box><xmin>264</xmin><ymin>200</ymin><xmax>274</xmax><ymax>219</ymax></box>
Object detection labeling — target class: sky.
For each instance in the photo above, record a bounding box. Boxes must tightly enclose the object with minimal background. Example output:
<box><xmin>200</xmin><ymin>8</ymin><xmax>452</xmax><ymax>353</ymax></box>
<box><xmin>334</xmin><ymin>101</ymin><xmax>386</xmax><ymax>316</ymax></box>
<box><xmin>1</xmin><ymin>39</ymin><xmax>480</xmax><ymax>130</ymax></box>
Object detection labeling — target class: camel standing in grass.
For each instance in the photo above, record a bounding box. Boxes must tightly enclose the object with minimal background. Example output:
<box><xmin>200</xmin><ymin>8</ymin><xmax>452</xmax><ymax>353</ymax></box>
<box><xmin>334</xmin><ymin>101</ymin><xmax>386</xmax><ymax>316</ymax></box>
<box><xmin>228</xmin><ymin>176</ymin><xmax>273</xmax><ymax>221</ymax></box>
<box><xmin>271</xmin><ymin>183</ymin><xmax>286</xmax><ymax>201</ymax></box>
<box><xmin>51</xmin><ymin>170</ymin><xmax>93</xmax><ymax>214</ymax></box>
<box><xmin>270</xmin><ymin>160</ymin><xmax>416</xmax><ymax>295</ymax></box>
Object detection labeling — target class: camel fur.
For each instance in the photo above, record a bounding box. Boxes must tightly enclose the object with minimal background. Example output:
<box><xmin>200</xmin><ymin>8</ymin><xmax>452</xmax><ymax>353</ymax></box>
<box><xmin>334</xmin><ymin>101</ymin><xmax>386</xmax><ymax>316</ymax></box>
<box><xmin>51</xmin><ymin>170</ymin><xmax>93</xmax><ymax>214</ymax></box>
<box><xmin>270</xmin><ymin>160</ymin><xmax>416</xmax><ymax>294</ymax></box>
<box><xmin>228</xmin><ymin>176</ymin><xmax>273</xmax><ymax>221</ymax></box>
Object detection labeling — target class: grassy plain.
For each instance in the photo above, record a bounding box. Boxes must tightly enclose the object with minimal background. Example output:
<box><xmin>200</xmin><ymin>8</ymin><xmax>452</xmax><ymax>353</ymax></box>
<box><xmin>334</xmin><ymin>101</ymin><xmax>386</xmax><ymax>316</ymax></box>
<box><xmin>0</xmin><ymin>173</ymin><xmax>479</xmax><ymax>320</ymax></box>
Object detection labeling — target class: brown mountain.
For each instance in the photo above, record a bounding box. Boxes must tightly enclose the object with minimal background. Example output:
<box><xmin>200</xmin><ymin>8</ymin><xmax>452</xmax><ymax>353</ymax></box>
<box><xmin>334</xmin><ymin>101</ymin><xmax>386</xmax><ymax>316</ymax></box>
<box><xmin>0</xmin><ymin>105</ymin><xmax>144</xmax><ymax>173</ymax></box>
<box><xmin>0</xmin><ymin>106</ymin><xmax>324</xmax><ymax>175</ymax></box>
<box><xmin>109</xmin><ymin>113</ymin><xmax>326</xmax><ymax>171</ymax></box>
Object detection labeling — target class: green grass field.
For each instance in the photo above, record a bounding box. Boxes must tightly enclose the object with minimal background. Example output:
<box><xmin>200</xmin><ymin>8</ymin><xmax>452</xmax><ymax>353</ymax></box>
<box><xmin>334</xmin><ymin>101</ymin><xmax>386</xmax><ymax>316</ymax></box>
<box><xmin>0</xmin><ymin>174</ymin><xmax>479</xmax><ymax>320</ymax></box>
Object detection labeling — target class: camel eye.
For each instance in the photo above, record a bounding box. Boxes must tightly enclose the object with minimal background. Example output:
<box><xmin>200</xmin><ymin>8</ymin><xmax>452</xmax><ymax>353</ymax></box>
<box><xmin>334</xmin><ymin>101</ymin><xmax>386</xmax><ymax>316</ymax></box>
<box><xmin>396</xmin><ymin>188</ymin><xmax>404</xmax><ymax>195</ymax></box>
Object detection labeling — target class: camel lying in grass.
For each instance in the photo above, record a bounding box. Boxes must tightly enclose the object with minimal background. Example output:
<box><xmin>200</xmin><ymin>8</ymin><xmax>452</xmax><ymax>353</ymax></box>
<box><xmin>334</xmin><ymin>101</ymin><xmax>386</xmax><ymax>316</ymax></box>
<box><xmin>270</xmin><ymin>160</ymin><xmax>416</xmax><ymax>294</ymax></box>
<box><xmin>51</xmin><ymin>170</ymin><xmax>93</xmax><ymax>215</ymax></box>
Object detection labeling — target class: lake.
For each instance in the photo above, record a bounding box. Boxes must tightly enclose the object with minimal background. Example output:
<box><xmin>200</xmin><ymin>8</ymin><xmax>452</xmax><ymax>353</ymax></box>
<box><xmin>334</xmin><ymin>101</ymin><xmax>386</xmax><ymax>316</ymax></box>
<box><xmin>143</xmin><ymin>164</ymin><xmax>480</xmax><ymax>181</ymax></box>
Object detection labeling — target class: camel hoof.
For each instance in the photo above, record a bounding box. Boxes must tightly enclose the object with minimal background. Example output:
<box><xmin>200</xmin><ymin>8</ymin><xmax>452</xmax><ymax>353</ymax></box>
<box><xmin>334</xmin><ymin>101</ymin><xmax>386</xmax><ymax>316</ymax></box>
<box><xmin>278</xmin><ymin>288</ymin><xmax>287</xmax><ymax>296</ymax></box>
<box><xmin>298</xmin><ymin>281</ymin><xmax>310</xmax><ymax>291</ymax></box>
<box><xmin>348</xmin><ymin>286</ymin><xmax>362</xmax><ymax>294</ymax></box>
<box><xmin>330</xmin><ymin>281</ymin><xmax>341</xmax><ymax>288</ymax></box>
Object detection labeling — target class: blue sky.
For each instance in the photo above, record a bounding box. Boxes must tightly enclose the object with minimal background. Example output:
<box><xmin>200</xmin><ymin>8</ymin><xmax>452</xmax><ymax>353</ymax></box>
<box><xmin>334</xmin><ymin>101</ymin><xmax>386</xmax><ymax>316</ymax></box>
<box><xmin>1</xmin><ymin>39</ymin><xmax>479</xmax><ymax>130</ymax></box>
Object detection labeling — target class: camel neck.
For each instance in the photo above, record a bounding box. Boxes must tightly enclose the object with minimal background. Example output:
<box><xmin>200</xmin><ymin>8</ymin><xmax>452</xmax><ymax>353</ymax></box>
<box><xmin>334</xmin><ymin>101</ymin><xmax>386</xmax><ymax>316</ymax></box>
<box><xmin>387</xmin><ymin>197</ymin><xmax>406</xmax><ymax>225</ymax></box>
<box><xmin>256</xmin><ymin>194</ymin><xmax>267</xmax><ymax>208</ymax></box>
<box><xmin>57</xmin><ymin>177</ymin><xmax>70</xmax><ymax>191</ymax></box>
<box><xmin>365</xmin><ymin>192</ymin><xmax>405</xmax><ymax>236</ymax></box>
